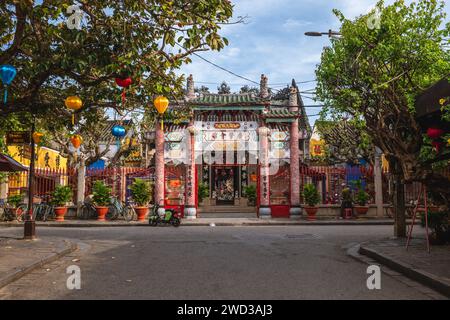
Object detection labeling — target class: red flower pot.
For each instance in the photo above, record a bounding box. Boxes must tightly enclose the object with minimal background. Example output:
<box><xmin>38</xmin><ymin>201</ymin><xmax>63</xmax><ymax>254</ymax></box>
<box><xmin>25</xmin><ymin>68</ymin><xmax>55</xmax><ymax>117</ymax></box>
<box><xmin>134</xmin><ymin>207</ymin><xmax>149</xmax><ymax>221</ymax></box>
<box><xmin>354</xmin><ymin>206</ymin><xmax>369</xmax><ymax>216</ymax></box>
<box><xmin>96</xmin><ymin>207</ymin><xmax>108</xmax><ymax>221</ymax></box>
<box><xmin>304</xmin><ymin>206</ymin><xmax>318</xmax><ymax>221</ymax></box>
<box><xmin>54</xmin><ymin>207</ymin><xmax>67</xmax><ymax>222</ymax></box>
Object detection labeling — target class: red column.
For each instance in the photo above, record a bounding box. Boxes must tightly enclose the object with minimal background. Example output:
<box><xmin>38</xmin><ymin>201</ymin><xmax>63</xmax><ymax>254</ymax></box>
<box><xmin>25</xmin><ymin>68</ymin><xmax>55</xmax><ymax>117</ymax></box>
<box><xmin>155</xmin><ymin>121</ymin><xmax>165</xmax><ymax>215</ymax></box>
<box><xmin>289</xmin><ymin>112</ymin><xmax>301</xmax><ymax>217</ymax></box>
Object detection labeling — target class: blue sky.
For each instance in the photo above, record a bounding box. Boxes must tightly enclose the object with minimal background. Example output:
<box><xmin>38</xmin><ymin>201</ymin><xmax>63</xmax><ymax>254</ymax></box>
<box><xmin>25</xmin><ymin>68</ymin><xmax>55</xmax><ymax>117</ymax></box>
<box><xmin>179</xmin><ymin>0</ymin><xmax>450</xmax><ymax>125</ymax></box>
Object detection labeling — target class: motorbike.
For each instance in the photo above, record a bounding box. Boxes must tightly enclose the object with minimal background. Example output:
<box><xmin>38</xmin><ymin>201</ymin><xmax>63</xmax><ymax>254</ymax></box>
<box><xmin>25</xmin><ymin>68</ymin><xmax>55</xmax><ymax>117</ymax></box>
<box><xmin>148</xmin><ymin>200</ymin><xmax>181</xmax><ymax>227</ymax></box>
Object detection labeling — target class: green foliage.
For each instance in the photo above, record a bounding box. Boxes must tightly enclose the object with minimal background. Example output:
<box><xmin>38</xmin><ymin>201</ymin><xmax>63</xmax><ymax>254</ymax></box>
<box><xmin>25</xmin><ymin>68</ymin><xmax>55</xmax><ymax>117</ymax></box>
<box><xmin>243</xmin><ymin>185</ymin><xmax>257</xmax><ymax>203</ymax></box>
<box><xmin>315</xmin><ymin>0</ymin><xmax>450</xmax><ymax>181</ymax></box>
<box><xmin>129</xmin><ymin>179</ymin><xmax>151</xmax><ymax>207</ymax></box>
<box><xmin>302</xmin><ymin>184</ymin><xmax>321</xmax><ymax>207</ymax></box>
<box><xmin>92</xmin><ymin>181</ymin><xmax>111</xmax><ymax>207</ymax></box>
<box><xmin>198</xmin><ymin>183</ymin><xmax>209</xmax><ymax>203</ymax></box>
<box><xmin>351</xmin><ymin>180</ymin><xmax>370</xmax><ymax>206</ymax></box>
<box><xmin>421</xmin><ymin>210</ymin><xmax>450</xmax><ymax>244</ymax></box>
<box><xmin>0</xmin><ymin>1</ymin><xmax>235</xmax><ymax>155</ymax></box>
<box><xmin>51</xmin><ymin>185</ymin><xmax>72</xmax><ymax>207</ymax></box>
<box><xmin>7</xmin><ymin>194</ymin><xmax>23</xmax><ymax>208</ymax></box>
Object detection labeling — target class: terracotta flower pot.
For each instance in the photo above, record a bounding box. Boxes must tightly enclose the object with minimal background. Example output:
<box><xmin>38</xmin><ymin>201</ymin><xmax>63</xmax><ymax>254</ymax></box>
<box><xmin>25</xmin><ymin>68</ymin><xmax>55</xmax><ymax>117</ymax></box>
<box><xmin>354</xmin><ymin>206</ymin><xmax>369</xmax><ymax>216</ymax></box>
<box><xmin>304</xmin><ymin>206</ymin><xmax>318</xmax><ymax>221</ymax></box>
<box><xmin>54</xmin><ymin>207</ymin><xmax>67</xmax><ymax>222</ymax></box>
<box><xmin>134</xmin><ymin>207</ymin><xmax>149</xmax><ymax>221</ymax></box>
<box><xmin>95</xmin><ymin>206</ymin><xmax>108</xmax><ymax>221</ymax></box>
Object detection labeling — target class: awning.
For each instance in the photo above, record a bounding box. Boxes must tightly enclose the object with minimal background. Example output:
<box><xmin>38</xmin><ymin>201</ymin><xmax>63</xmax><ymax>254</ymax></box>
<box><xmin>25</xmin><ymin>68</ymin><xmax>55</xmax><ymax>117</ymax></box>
<box><xmin>0</xmin><ymin>153</ymin><xmax>28</xmax><ymax>172</ymax></box>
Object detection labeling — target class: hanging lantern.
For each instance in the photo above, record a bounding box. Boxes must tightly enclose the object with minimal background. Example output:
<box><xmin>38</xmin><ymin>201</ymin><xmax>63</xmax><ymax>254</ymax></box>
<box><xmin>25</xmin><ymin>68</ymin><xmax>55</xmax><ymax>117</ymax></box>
<box><xmin>153</xmin><ymin>96</ymin><xmax>169</xmax><ymax>130</ymax></box>
<box><xmin>426</xmin><ymin>127</ymin><xmax>445</xmax><ymax>140</ymax></box>
<box><xmin>115</xmin><ymin>77</ymin><xmax>132</xmax><ymax>105</ymax></box>
<box><xmin>32</xmin><ymin>132</ymin><xmax>44</xmax><ymax>144</ymax></box>
<box><xmin>111</xmin><ymin>124</ymin><xmax>126</xmax><ymax>149</ymax></box>
<box><xmin>70</xmin><ymin>134</ymin><xmax>83</xmax><ymax>149</ymax></box>
<box><xmin>65</xmin><ymin>96</ymin><xmax>83</xmax><ymax>125</ymax></box>
<box><xmin>0</xmin><ymin>64</ymin><xmax>17</xmax><ymax>104</ymax></box>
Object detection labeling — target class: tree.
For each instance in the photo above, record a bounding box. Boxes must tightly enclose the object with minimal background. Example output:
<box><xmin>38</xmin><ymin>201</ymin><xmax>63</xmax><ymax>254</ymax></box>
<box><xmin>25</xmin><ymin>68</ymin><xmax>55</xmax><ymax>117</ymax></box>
<box><xmin>0</xmin><ymin>1</ymin><xmax>236</xmax><ymax>140</ymax></box>
<box><xmin>217</xmin><ymin>81</ymin><xmax>231</xmax><ymax>94</ymax></box>
<box><xmin>315</xmin><ymin>0</ymin><xmax>450</xmax><ymax>235</ymax></box>
<box><xmin>315</xmin><ymin>120</ymin><xmax>373</xmax><ymax>165</ymax></box>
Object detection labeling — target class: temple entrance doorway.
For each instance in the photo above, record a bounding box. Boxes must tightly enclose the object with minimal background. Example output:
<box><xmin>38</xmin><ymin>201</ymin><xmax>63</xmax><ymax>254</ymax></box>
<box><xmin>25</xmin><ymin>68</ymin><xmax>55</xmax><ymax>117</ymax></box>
<box><xmin>212</xmin><ymin>166</ymin><xmax>238</xmax><ymax>205</ymax></box>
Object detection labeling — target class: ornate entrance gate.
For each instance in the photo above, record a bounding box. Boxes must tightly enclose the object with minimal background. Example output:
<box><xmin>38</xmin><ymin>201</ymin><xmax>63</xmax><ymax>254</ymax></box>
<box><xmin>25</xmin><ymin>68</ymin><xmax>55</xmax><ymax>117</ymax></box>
<box><xmin>212</xmin><ymin>166</ymin><xmax>238</xmax><ymax>205</ymax></box>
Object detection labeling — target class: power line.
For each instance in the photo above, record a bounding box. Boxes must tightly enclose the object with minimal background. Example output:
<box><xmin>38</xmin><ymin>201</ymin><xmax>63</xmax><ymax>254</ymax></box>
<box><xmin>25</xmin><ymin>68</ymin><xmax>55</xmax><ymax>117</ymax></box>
<box><xmin>177</xmin><ymin>43</ymin><xmax>317</xmax><ymax>93</ymax></box>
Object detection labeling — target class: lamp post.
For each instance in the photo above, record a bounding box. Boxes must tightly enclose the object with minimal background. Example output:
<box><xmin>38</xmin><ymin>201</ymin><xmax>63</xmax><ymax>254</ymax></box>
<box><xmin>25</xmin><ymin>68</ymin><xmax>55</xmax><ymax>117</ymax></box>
<box><xmin>24</xmin><ymin>119</ymin><xmax>37</xmax><ymax>239</ymax></box>
<box><xmin>305</xmin><ymin>30</ymin><xmax>341</xmax><ymax>38</ymax></box>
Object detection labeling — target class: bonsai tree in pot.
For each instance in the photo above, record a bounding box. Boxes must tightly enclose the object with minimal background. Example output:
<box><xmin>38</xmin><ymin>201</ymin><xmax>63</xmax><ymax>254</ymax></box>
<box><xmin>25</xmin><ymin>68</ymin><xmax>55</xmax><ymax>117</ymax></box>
<box><xmin>92</xmin><ymin>181</ymin><xmax>111</xmax><ymax>221</ymax></box>
<box><xmin>244</xmin><ymin>185</ymin><xmax>257</xmax><ymax>206</ymax></box>
<box><xmin>50</xmin><ymin>185</ymin><xmax>72</xmax><ymax>221</ymax></box>
<box><xmin>302</xmin><ymin>183</ymin><xmax>320</xmax><ymax>220</ymax></box>
<box><xmin>129</xmin><ymin>178</ymin><xmax>152</xmax><ymax>221</ymax></box>
<box><xmin>198</xmin><ymin>183</ymin><xmax>209</xmax><ymax>206</ymax></box>
<box><xmin>352</xmin><ymin>180</ymin><xmax>370</xmax><ymax>216</ymax></box>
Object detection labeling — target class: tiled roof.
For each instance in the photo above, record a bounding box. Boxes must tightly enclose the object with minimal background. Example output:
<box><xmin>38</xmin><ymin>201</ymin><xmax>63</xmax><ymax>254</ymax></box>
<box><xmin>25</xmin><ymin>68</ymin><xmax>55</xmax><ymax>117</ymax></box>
<box><xmin>188</xmin><ymin>93</ymin><xmax>267</xmax><ymax>105</ymax></box>
<box><xmin>263</xmin><ymin>109</ymin><xmax>299</xmax><ymax>119</ymax></box>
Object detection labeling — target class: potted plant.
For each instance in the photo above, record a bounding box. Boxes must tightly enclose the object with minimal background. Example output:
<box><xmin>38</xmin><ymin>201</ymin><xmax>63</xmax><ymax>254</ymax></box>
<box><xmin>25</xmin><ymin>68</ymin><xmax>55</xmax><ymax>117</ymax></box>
<box><xmin>92</xmin><ymin>181</ymin><xmax>111</xmax><ymax>221</ymax></box>
<box><xmin>198</xmin><ymin>183</ymin><xmax>209</xmax><ymax>206</ymax></box>
<box><xmin>50</xmin><ymin>185</ymin><xmax>72</xmax><ymax>221</ymax></box>
<box><xmin>129</xmin><ymin>178</ymin><xmax>151</xmax><ymax>221</ymax></box>
<box><xmin>7</xmin><ymin>194</ymin><xmax>22</xmax><ymax>209</ymax></box>
<box><xmin>244</xmin><ymin>185</ymin><xmax>257</xmax><ymax>206</ymax></box>
<box><xmin>353</xmin><ymin>180</ymin><xmax>370</xmax><ymax>216</ymax></box>
<box><xmin>302</xmin><ymin>183</ymin><xmax>320</xmax><ymax>220</ymax></box>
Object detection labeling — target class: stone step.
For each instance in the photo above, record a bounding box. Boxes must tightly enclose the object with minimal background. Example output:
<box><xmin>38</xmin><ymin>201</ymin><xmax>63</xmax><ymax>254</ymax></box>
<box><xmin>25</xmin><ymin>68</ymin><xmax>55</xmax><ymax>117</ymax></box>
<box><xmin>198</xmin><ymin>206</ymin><xmax>256</xmax><ymax>213</ymax></box>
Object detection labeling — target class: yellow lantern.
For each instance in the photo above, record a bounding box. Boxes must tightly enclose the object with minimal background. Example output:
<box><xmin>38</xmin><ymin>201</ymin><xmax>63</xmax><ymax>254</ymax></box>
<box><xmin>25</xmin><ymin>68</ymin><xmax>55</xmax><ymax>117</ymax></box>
<box><xmin>65</xmin><ymin>96</ymin><xmax>83</xmax><ymax>125</ymax></box>
<box><xmin>153</xmin><ymin>96</ymin><xmax>169</xmax><ymax>130</ymax></box>
<box><xmin>447</xmin><ymin>138</ymin><xmax>450</xmax><ymax>146</ymax></box>
<box><xmin>32</xmin><ymin>132</ymin><xmax>43</xmax><ymax>144</ymax></box>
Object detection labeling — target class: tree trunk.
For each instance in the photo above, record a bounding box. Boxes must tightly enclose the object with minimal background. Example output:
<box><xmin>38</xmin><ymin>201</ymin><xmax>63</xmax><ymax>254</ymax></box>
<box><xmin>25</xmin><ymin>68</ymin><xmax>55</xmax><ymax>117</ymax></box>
<box><xmin>391</xmin><ymin>158</ymin><xmax>406</xmax><ymax>238</ymax></box>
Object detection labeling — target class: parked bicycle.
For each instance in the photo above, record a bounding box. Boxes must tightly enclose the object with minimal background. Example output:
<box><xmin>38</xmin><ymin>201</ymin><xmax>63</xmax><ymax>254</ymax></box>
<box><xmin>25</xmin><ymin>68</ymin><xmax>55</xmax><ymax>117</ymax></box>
<box><xmin>107</xmin><ymin>196</ymin><xmax>136</xmax><ymax>221</ymax></box>
<box><xmin>0</xmin><ymin>200</ymin><xmax>23</xmax><ymax>222</ymax></box>
<box><xmin>78</xmin><ymin>197</ymin><xmax>97</xmax><ymax>220</ymax></box>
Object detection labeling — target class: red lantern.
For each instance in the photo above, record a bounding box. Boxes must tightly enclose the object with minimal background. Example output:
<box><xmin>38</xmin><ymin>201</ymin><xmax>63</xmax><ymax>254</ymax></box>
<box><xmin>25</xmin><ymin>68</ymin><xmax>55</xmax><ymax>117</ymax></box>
<box><xmin>115</xmin><ymin>77</ymin><xmax>132</xmax><ymax>104</ymax></box>
<box><xmin>426</xmin><ymin>127</ymin><xmax>445</xmax><ymax>140</ymax></box>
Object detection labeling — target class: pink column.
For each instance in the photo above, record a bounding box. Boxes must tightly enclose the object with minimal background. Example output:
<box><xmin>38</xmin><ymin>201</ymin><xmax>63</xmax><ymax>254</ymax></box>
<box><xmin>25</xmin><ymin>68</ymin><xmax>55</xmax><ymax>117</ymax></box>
<box><xmin>185</xmin><ymin>125</ymin><xmax>197</xmax><ymax>219</ymax></box>
<box><xmin>155</xmin><ymin>121</ymin><xmax>165</xmax><ymax>215</ymax></box>
<box><xmin>258</xmin><ymin>125</ymin><xmax>271</xmax><ymax>218</ymax></box>
<box><xmin>289</xmin><ymin>87</ymin><xmax>301</xmax><ymax>217</ymax></box>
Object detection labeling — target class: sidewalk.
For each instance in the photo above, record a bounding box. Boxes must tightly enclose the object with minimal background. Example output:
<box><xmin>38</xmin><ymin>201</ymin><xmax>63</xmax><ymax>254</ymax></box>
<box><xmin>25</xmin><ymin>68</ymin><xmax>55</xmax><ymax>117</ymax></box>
<box><xmin>359</xmin><ymin>238</ymin><xmax>450</xmax><ymax>298</ymax></box>
<box><xmin>0</xmin><ymin>236</ymin><xmax>77</xmax><ymax>289</ymax></box>
<box><xmin>0</xmin><ymin>217</ymin><xmax>397</xmax><ymax>227</ymax></box>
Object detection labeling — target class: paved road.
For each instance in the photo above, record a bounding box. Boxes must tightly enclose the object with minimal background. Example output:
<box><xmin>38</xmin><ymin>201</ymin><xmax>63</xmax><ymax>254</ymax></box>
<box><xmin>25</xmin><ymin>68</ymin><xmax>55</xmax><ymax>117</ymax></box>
<box><xmin>0</xmin><ymin>225</ymin><xmax>443</xmax><ymax>299</ymax></box>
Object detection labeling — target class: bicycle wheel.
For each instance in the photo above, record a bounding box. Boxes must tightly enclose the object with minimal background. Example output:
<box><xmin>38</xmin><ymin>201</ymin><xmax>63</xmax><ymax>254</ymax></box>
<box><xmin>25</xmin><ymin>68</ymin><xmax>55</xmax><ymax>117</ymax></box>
<box><xmin>42</xmin><ymin>205</ymin><xmax>55</xmax><ymax>221</ymax></box>
<box><xmin>123</xmin><ymin>206</ymin><xmax>135</xmax><ymax>222</ymax></box>
<box><xmin>107</xmin><ymin>204</ymin><xmax>119</xmax><ymax>220</ymax></box>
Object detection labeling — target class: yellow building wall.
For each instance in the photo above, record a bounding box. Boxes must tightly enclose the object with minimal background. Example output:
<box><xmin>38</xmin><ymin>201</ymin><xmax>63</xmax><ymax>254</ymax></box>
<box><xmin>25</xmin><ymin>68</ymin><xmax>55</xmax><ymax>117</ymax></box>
<box><xmin>7</xmin><ymin>145</ymin><xmax>68</xmax><ymax>193</ymax></box>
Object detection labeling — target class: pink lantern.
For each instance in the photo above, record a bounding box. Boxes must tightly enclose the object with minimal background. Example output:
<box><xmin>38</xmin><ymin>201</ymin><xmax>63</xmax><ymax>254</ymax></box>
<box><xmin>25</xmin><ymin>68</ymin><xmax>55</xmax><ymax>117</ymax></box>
<box><xmin>426</xmin><ymin>127</ymin><xmax>445</xmax><ymax>140</ymax></box>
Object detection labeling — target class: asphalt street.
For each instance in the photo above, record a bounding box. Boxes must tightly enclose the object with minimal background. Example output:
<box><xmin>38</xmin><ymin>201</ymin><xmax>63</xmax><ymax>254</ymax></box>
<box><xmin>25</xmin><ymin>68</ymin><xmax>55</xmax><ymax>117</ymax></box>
<box><xmin>0</xmin><ymin>225</ymin><xmax>443</xmax><ymax>299</ymax></box>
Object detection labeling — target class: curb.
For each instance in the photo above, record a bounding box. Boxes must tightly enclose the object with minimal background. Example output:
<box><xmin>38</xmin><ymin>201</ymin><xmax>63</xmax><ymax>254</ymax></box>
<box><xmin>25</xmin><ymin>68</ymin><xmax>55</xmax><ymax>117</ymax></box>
<box><xmin>359</xmin><ymin>245</ymin><xmax>450</xmax><ymax>298</ymax></box>
<box><xmin>0</xmin><ymin>241</ymin><xmax>78</xmax><ymax>289</ymax></box>
<box><xmin>0</xmin><ymin>220</ymin><xmax>395</xmax><ymax>228</ymax></box>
